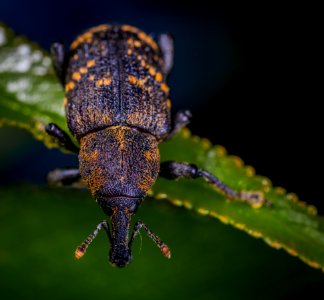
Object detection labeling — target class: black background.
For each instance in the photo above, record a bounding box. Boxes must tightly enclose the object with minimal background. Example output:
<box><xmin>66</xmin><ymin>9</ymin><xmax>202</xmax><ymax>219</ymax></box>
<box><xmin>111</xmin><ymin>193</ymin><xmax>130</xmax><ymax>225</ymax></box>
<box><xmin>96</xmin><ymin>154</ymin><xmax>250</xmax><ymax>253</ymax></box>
<box><xmin>0</xmin><ymin>1</ymin><xmax>322</xmax><ymax>212</ymax></box>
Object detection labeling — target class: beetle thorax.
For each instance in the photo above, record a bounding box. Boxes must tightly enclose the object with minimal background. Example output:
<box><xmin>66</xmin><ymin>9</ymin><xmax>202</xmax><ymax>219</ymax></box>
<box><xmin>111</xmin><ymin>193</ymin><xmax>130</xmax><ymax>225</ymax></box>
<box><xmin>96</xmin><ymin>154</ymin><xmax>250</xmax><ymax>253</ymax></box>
<box><xmin>78</xmin><ymin>126</ymin><xmax>160</xmax><ymax>198</ymax></box>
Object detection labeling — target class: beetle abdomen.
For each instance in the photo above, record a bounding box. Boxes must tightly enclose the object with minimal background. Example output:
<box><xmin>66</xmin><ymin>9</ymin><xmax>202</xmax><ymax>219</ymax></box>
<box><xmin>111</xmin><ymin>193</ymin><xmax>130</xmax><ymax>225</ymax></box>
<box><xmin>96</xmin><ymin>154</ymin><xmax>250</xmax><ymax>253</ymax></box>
<box><xmin>65</xmin><ymin>24</ymin><xmax>171</xmax><ymax>140</ymax></box>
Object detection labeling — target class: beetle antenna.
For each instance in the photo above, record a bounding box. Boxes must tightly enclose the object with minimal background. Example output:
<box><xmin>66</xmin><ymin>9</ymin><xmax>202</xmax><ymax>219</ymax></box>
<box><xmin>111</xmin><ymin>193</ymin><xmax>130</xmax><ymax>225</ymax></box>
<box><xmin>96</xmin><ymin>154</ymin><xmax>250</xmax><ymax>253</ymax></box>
<box><xmin>129</xmin><ymin>220</ymin><xmax>171</xmax><ymax>259</ymax></box>
<box><xmin>75</xmin><ymin>220</ymin><xmax>111</xmax><ymax>259</ymax></box>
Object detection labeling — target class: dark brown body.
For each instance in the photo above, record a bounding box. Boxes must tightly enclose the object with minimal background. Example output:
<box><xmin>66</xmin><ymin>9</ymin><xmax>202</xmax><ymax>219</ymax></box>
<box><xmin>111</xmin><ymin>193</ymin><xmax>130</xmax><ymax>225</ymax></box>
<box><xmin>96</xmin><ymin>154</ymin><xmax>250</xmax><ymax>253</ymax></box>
<box><xmin>47</xmin><ymin>23</ymin><xmax>262</xmax><ymax>268</ymax></box>
<box><xmin>65</xmin><ymin>24</ymin><xmax>171</xmax><ymax>199</ymax></box>
<box><xmin>60</xmin><ymin>24</ymin><xmax>174</xmax><ymax>266</ymax></box>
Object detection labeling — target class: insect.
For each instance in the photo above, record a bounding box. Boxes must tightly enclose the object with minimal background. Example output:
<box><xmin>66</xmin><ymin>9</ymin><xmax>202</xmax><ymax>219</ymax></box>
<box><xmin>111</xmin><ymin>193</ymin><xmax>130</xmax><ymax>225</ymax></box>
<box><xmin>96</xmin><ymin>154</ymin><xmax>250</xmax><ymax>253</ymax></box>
<box><xmin>46</xmin><ymin>24</ymin><xmax>265</xmax><ymax>267</ymax></box>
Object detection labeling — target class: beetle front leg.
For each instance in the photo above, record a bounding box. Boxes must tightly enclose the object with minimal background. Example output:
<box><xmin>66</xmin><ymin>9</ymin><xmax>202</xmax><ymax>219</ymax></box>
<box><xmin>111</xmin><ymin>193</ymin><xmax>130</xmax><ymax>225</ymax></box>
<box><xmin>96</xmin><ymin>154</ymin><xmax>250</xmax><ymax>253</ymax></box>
<box><xmin>159</xmin><ymin>161</ymin><xmax>270</xmax><ymax>207</ymax></box>
<box><xmin>45</xmin><ymin>123</ymin><xmax>79</xmax><ymax>154</ymax></box>
<box><xmin>166</xmin><ymin>110</ymin><xmax>192</xmax><ymax>140</ymax></box>
<box><xmin>47</xmin><ymin>168</ymin><xmax>81</xmax><ymax>186</ymax></box>
<box><xmin>157</xmin><ymin>33</ymin><xmax>174</xmax><ymax>77</ymax></box>
<box><xmin>51</xmin><ymin>42</ymin><xmax>66</xmax><ymax>85</ymax></box>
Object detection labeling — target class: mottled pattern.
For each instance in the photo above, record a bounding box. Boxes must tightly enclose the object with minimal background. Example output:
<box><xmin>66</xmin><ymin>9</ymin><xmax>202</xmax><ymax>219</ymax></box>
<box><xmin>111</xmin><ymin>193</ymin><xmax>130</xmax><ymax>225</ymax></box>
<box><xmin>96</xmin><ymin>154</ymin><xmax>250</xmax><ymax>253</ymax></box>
<box><xmin>79</xmin><ymin>126</ymin><xmax>160</xmax><ymax>198</ymax></box>
<box><xmin>65</xmin><ymin>24</ymin><xmax>171</xmax><ymax>140</ymax></box>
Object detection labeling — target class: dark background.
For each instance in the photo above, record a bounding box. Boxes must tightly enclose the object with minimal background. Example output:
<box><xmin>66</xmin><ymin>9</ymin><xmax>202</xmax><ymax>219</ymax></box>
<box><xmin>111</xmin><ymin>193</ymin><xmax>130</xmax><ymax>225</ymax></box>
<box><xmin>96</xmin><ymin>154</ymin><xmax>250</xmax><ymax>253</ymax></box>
<box><xmin>0</xmin><ymin>1</ymin><xmax>322</xmax><ymax>212</ymax></box>
<box><xmin>0</xmin><ymin>1</ymin><xmax>323</xmax><ymax>299</ymax></box>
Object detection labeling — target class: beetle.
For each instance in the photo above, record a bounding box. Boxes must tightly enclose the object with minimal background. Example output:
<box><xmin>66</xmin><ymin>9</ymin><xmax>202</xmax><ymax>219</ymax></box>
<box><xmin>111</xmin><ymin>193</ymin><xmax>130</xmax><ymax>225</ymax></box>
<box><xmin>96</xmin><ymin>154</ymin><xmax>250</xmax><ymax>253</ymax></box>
<box><xmin>46</xmin><ymin>24</ymin><xmax>265</xmax><ymax>267</ymax></box>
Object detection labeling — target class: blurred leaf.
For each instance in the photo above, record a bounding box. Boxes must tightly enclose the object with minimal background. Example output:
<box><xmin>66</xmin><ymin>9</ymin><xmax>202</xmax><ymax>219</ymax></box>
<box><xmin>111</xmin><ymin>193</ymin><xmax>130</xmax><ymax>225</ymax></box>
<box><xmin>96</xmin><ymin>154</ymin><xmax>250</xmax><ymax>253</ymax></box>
<box><xmin>156</xmin><ymin>130</ymin><xmax>324</xmax><ymax>271</ymax></box>
<box><xmin>0</xmin><ymin>23</ymin><xmax>67</xmax><ymax>148</ymax></box>
<box><xmin>0</xmin><ymin>23</ymin><xmax>323</xmax><ymax>272</ymax></box>
<box><xmin>0</xmin><ymin>186</ymin><xmax>322</xmax><ymax>300</ymax></box>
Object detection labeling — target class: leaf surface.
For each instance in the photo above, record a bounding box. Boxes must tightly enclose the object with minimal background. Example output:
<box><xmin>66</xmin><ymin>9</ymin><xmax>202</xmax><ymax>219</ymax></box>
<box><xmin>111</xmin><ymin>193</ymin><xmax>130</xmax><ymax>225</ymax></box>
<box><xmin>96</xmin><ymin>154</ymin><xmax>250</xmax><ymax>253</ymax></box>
<box><xmin>1</xmin><ymin>23</ymin><xmax>323</xmax><ymax>271</ymax></box>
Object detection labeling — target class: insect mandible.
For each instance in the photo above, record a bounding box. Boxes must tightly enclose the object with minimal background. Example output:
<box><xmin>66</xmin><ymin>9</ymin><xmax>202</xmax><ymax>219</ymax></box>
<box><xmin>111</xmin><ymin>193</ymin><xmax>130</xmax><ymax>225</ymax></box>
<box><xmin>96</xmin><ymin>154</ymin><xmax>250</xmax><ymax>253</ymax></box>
<box><xmin>46</xmin><ymin>24</ymin><xmax>265</xmax><ymax>267</ymax></box>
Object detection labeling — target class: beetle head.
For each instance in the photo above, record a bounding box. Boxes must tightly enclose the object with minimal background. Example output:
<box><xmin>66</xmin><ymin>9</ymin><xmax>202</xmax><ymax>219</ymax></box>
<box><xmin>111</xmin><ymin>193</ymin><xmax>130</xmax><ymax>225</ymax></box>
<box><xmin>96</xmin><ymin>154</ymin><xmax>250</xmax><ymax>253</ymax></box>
<box><xmin>99</xmin><ymin>196</ymin><xmax>142</xmax><ymax>267</ymax></box>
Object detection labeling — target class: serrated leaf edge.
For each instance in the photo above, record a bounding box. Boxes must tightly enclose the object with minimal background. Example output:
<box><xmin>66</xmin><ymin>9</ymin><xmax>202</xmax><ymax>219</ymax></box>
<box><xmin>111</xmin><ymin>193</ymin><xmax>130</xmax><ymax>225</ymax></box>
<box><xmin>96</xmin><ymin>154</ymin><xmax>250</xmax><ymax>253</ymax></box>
<box><xmin>150</xmin><ymin>128</ymin><xmax>323</xmax><ymax>272</ymax></box>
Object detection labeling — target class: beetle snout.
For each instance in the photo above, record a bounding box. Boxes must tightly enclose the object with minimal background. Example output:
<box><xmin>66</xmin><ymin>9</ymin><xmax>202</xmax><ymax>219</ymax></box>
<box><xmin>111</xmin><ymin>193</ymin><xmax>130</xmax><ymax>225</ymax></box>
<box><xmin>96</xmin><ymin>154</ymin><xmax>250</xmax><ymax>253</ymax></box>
<box><xmin>109</xmin><ymin>247</ymin><xmax>132</xmax><ymax>268</ymax></box>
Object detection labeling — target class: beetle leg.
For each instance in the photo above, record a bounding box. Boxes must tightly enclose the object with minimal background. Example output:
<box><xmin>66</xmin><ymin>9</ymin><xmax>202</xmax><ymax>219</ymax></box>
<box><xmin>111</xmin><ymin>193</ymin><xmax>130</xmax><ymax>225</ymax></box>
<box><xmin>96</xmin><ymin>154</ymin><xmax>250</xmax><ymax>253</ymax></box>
<box><xmin>51</xmin><ymin>42</ymin><xmax>66</xmax><ymax>85</ymax></box>
<box><xmin>159</xmin><ymin>161</ymin><xmax>270</xmax><ymax>207</ymax></box>
<box><xmin>166</xmin><ymin>110</ymin><xmax>192</xmax><ymax>140</ymax></box>
<box><xmin>45</xmin><ymin>123</ymin><xmax>79</xmax><ymax>154</ymax></box>
<box><xmin>47</xmin><ymin>168</ymin><xmax>81</xmax><ymax>186</ymax></box>
<box><xmin>158</xmin><ymin>33</ymin><xmax>174</xmax><ymax>77</ymax></box>
<box><xmin>129</xmin><ymin>221</ymin><xmax>171</xmax><ymax>259</ymax></box>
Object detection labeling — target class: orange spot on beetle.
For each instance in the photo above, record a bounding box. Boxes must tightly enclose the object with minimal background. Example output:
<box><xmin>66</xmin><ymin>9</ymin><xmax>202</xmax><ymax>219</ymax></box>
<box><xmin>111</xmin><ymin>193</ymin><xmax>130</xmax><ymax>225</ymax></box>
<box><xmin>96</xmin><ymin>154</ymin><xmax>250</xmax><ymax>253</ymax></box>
<box><xmin>166</xmin><ymin>99</ymin><xmax>171</xmax><ymax>109</ymax></box>
<box><xmin>65</xmin><ymin>81</ymin><xmax>75</xmax><ymax>92</ymax></box>
<box><xmin>137</xmin><ymin>79</ymin><xmax>145</xmax><ymax>88</ymax></box>
<box><xmin>103</xmin><ymin>78</ymin><xmax>112</xmax><ymax>86</ymax></box>
<box><xmin>160</xmin><ymin>83</ymin><xmax>169</xmax><ymax>94</ymax></box>
<box><xmin>134</xmin><ymin>40</ymin><xmax>141</xmax><ymax>48</ymax></box>
<box><xmin>72</xmin><ymin>72</ymin><xmax>81</xmax><ymax>81</ymax></box>
<box><xmin>127</xmin><ymin>38</ymin><xmax>134</xmax><ymax>46</ymax></box>
<box><xmin>96</xmin><ymin>79</ymin><xmax>104</xmax><ymax>87</ymax></box>
<box><xmin>155</xmin><ymin>72</ymin><xmax>163</xmax><ymax>82</ymax></box>
<box><xmin>129</xmin><ymin>75</ymin><xmax>137</xmax><ymax>85</ymax></box>
<box><xmin>149</xmin><ymin>67</ymin><xmax>156</xmax><ymax>76</ymax></box>
<box><xmin>86</xmin><ymin>60</ymin><xmax>96</xmax><ymax>68</ymax></box>
<box><xmin>144</xmin><ymin>150</ymin><xmax>152</xmax><ymax>160</ymax></box>
<box><xmin>80</xmin><ymin>67</ymin><xmax>88</xmax><ymax>74</ymax></box>
<box><xmin>96</xmin><ymin>78</ymin><xmax>112</xmax><ymax>87</ymax></box>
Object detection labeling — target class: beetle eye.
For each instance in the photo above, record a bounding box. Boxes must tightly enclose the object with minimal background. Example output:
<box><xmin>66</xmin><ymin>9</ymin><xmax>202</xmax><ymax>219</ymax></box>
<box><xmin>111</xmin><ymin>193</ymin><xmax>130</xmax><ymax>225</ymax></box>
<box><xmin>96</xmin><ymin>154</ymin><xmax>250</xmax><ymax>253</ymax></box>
<box><xmin>127</xmin><ymin>203</ymin><xmax>138</xmax><ymax>214</ymax></box>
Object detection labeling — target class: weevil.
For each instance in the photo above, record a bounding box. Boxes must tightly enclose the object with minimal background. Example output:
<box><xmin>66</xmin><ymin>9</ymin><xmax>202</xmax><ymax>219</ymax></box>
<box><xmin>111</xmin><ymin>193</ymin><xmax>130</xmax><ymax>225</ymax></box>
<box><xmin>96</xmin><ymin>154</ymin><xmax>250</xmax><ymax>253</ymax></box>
<box><xmin>46</xmin><ymin>24</ymin><xmax>266</xmax><ymax>267</ymax></box>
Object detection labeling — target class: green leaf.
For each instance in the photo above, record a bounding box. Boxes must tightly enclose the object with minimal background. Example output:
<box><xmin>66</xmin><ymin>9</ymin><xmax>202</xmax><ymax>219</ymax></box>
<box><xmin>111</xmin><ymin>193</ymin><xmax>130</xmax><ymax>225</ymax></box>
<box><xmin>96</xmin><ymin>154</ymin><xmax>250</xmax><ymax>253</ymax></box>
<box><xmin>1</xmin><ymin>23</ymin><xmax>323</xmax><ymax>272</ymax></box>
<box><xmin>0</xmin><ymin>186</ymin><xmax>322</xmax><ymax>300</ymax></box>
<box><xmin>156</xmin><ymin>129</ymin><xmax>324</xmax><ymax>271</ymax></box>
<box><xmin>0</xmin><ymin>23</ymin><xmax>67</xmax><ymax>148</ymax></box>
